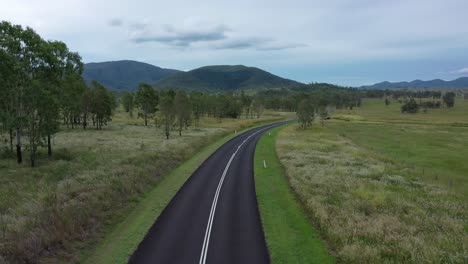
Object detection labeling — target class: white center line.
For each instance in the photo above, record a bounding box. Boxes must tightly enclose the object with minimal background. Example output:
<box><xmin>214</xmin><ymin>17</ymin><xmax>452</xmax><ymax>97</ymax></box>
<box><xmin>198</xmin><ymin>126</ymin><xmax>272</xmax><ymax>264</ymax></box>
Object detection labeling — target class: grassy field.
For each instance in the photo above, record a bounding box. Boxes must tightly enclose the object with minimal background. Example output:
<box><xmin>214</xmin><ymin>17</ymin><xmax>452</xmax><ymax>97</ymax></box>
<box><xmin>334</xmin><ymin>97</ymin><xmax>468</xmax><ymax>125</ymax></box>
<box><xmin>0</xmin><ymin>107</ymin><xmax>292</xmax><ymax>263</ymax></box>
<box><xmin>276</xmin><ymin>98</ymin><xmax>467</xmax><ymax>263</ymax></box>
<box><xmin>276</xmin><ymin>124</ymin><xmax>466</xmax><ymax>263</ymax></box>
<box><xmin>329</xmin><ymin>122</ymin><xmax>468</xmax><ymax>195</ymax></box>
<box><xmin>254</xmin><ymin>125</ymin><xmax>333</xmax><ymax>264</ymax></box>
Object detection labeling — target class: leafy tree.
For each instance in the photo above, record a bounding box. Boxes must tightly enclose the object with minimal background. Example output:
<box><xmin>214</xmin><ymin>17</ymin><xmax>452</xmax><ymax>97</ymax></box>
<box><xmin>297</xmin><ymin>99</ymin><xmax>315</xmax><ymax>129</ymax></box>
<box><xmin>174</xmin><ymin>91</ymin><xmax>191</xmax><ymax>136</ymax></box>
<box><xmin>61</xmin><ymin>74</ymin><xmax>86</xmax><ymax>128</ymax></box>
<box><xmin>122</xmin><ymin>91</ymin><xmax>135</xmax><ymax>117</ymax></box>
<box><xmin>401</xmin><ymin>98</ymin><xmax>419</xmax><ymax>113</ymax></box>
<box><xmin>135</xmin><ymin>82</ymin><xmax>158</xmax><ymax>126</ymax></box>
<box><xmin>251</xmin><ymin>97</ymin><xmax>264</xmax><ymax>118</ymax></box>
<box><xmin>190</xmin><ymin>91</ymin><xmax>204</xmax><ymax>125</ymax></box>
<box><xmin>0</xmin><ymin>21</ymin><xmax>41</xmax><ymax>163</ymax></box>
<box><xmin>442</xmin><ymin>92</ymin><xmax>455</xmax><ymax>108</ymax></box>
<box><xmin>89</xmin><ymin>81</ymin><xmax>113</xmax><ymax>129</ymax></box>
<box><xmin>159</xmin><ymin>91</ymin><xmax>175</xmax><ymax>139</ymax></box>
<box><xmin>240</xmin><ymin>91</ymin><xmax>253</xmax><ymax>118</ymax></box>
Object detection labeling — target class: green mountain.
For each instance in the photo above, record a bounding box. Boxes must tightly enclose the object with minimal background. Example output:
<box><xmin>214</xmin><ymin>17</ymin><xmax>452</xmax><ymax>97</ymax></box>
<box><xmin>154</xmin><ymin>65</ymin><xmax>301</xmax><ymax>92</ymax></box>
<box><xmin>82</xmin><ymin>60</ymin><xmax>180</xmax><ymax>90</ymax></box>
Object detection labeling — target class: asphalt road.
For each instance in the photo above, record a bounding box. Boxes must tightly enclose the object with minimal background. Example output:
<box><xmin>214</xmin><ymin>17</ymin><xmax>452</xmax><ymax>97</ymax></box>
<box><xmin>129</xmin><ymin>122</ymin><xmax>287</xmax><ymax>264</ymax></box>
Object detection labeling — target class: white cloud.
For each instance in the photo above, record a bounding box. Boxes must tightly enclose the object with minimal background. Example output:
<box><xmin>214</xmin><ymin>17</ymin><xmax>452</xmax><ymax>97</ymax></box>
<box><xmin>458</xmin><ymin>68</ymin><xmax>468</xmax><ymax>74</ymax></box>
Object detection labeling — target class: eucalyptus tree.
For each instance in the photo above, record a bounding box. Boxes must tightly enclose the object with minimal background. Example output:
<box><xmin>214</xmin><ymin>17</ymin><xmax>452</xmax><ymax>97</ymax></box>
<box><xmin>297</xmin><ymin>98</ymin><xmax>315</xmax><ymax>129</ymax></box>
<box><xmin>251</xmin><ymin>97</ymin><xmax>264</xmax><ymax>118</ymax></box>
<box><xmin>122</xmin><ymin>91</ymin><xmax>135</xmax><ymax>117</ymax></box>
<box><xmin>135</xmin><ymin>82</ymin><xmax>158</xmax><ymax>126</ymax></box>
<box><xmin>0</xmin><ymin>21</ymin><xmax>46</xmax><ymax>163</ymax></box>
<box><xmin>0</xmin><ymin>48</ymin><xmax>16</xmax><ymax>153</ymax></box>
<box><xmin>159</xmin><ymin>91</ymin><xmax>175</xmax><ymax>139</ymax></box>
<box><xmin>89</xmin><ymin>81</ymin><xmax>113</xmax><ymax>129</ymax></box>
<box><xmin>174</xmin><ymin>91</ymin><xmax>191</xmax><ymax>136</ymax></box>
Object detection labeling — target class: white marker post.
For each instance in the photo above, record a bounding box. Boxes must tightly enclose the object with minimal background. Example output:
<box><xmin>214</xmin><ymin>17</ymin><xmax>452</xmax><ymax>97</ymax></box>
<box><xmin>263</xmin><ymin>160</ymin><xmax>267</xmax><ymax>168</ymax></box>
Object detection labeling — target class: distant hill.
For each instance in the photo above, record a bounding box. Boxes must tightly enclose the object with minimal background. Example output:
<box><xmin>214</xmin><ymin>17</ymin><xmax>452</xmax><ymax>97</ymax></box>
<box><xmin>154</xmin><ymin>65</ymin><xmax>301</xmax><ymax>92</ymax></box>
<box><xmin>82</xmin><ymin>60</ymin><xmax>180</xmax><ymax>90</ymax></box>
<box><xmin>361</xmin><ymin>77</ymin><xmax>468</xmax><ymax>90</ymax></box>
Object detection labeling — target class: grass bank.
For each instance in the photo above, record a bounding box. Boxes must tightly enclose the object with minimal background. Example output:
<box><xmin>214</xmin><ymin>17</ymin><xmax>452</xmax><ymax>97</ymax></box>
<box><xmin>276</xmin><ymin>124</ymin><xmax>466</xmax><ymax>263</ymax></box>
<box><xmin>254</xmin><ymin>125</ymin><xmax>333</xmax><ymax>264</ymax></box>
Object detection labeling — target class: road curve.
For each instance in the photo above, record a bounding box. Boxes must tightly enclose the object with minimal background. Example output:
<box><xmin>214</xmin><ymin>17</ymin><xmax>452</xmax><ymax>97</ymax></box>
<box><xmin>129</xmin><ymin>121</ymin><xmax>288</xmax><ymax>264</ymax></box>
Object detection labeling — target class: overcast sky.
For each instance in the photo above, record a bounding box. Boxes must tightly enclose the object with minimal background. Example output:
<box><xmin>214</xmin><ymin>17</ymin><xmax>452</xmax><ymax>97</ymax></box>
<box><xmin>2</xmin><ymin>0</ymin><xmax>468</xmax><ymax>86</ymax></box>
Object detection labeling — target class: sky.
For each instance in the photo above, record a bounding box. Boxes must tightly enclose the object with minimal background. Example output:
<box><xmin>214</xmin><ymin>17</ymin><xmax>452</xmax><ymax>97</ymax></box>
<box><xmin>1</xmin><ymin>0</ymin><xmax>468</xmax><ymax>86</ymax></box>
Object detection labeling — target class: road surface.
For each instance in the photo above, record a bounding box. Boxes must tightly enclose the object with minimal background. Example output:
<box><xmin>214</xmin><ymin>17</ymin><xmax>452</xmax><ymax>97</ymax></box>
<box><xmin>129</xmin><ymin>122</ymin><xmax>287</xmax><ymax>264</ymax></box>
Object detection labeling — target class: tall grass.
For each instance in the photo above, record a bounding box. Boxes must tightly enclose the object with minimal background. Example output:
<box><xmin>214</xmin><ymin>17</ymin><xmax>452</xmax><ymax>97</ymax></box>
<box><xmin>276</xmin><ymin>124</ymin><xmax>467</xmax><ymax>263</ymax></box>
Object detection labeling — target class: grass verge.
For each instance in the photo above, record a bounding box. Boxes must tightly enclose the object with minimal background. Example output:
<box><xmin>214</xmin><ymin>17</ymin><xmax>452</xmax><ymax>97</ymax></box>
<box><xmin>254</xmin><ymin>125</ymin><xmax>333</xmax><ymax>264</ymax></box>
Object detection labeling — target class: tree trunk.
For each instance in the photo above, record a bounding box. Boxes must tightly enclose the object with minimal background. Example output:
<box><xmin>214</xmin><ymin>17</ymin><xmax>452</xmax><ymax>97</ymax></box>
<box><xmin>47</xmin><ymin>134</ymin><xmax>52</xmax><ymax>158</ymax></box>
<box><xmin>30</xmin><ymin>144</ymin><xmax>36</xmax><ymax>167</ymax></box>
<box><xmin>9</xmin><ymin>128</ymin><xmax>13</xmax><ymax>153</ymax></box>
<box><xmin>83</xmin><ymin>113</ymin><xmax>87</xmax><ymax>129</ymax></box>
<box><xmin>16</xmin><ymin>127</ymin><xmax>22</xmax><ymax>164</ymax></box>
<box><xmin>144</xmin><ymin>113</ymin><xmax>148</xmax><ymax>126</ymax></box>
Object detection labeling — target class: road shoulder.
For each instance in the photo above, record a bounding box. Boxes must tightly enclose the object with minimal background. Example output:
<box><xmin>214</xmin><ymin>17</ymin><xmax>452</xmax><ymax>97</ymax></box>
<box><xmin>254</xmin><ymin>124</ymin><xmax>334</xmax><ymax>263</ymax></box>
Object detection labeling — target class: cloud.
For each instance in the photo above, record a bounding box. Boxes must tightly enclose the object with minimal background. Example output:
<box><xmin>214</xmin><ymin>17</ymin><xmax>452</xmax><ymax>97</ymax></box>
<box><xmin>130</xmin><ymin>23</ymin><xmax>228</xmax><ymax>46</ymax></box>
<box><xmin>213</xmin><ymin>37</ymin><xmax>306</xmax><ymax>51</ymax></box>
<box><xmin>458</xmin><ymin>67</ymin><xmax>468</xmax><ymax>74</ymax></box>
<box><xmin>108</xmin><ymin>18</ymin><xmax>123</xmax><ymax>27</ymax></box>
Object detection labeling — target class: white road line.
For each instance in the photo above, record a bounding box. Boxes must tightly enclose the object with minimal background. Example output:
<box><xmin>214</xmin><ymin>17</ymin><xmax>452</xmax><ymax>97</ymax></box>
<box><xmin>199</xmin><ymin>126</ymin><xmax>272</xmax><ymax>264</ymax></box>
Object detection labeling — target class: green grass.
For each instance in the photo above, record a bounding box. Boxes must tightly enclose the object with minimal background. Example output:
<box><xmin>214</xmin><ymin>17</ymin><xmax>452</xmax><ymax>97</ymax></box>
<box><xmin>254</xmin><ymin>125</ymin><xmax>333</xmax><ymax>264</ymax></box>
<box><xmin>328</xmin><ymin>122</ymin><xmax>468</xmax><ymax>195</ymax></box>
<box><xmin>276</xmin><ymin>124</ymin><xmax>466</xmax><ymax>263</ymax></box>
<box><xmin>334</xmin><ymin>97</ymin><xmax>468</xmax><ymax>125</ymax></box>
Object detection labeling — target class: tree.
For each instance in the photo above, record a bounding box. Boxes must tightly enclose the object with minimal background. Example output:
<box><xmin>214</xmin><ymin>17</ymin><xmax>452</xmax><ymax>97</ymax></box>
<box><xmin>159</xmin><ymin>91</ymin><xmax>175</xmax><ymax>139</ymax></box>
<box><xmin>122</xmin><ymin>91</ymin><xmax>135</xmax><ymax>117</ymax></box>
<box><xmin>0</xmin><ymin>46</ymin><xmax>16</xmax><ymax>154</ymax></box>
<box><xmin>442</xmin><ymin>92</ymin><xmax>455</xmax><ymax>108</ymax></box>
<box><xmin>0</xmin><ymin>21</ymin><xmax>41</xmax><ymax>163</ymax></box>
<box><xmin>401</xmin><ymin>98</ymin><xmax>419</xmax><ymax>113</ymax></box>
<box><xmin>251</xmin><ymin>97</ymin><xmax>264</xmax><ymax>118</ymax></box>
<box><xmin>89</xmin><ymin>81</ymin><xmax>113</xmax><ymax>129</ymax></box>
<box><xmin>240</xmin><ymin>91</ymin><xmax>253</xmax><ymax>118</ymax></box>
<box><xmin>61</xmin><ymin>74</ymin><xmax>86</xmax><ymax>128</ymax></box>
<box><xmin>174</xmin><ymin>91</ymin><xmax>191</xmax><ymax>136</ymax></box>
<box><xmin>135</xmin><ymin>82</ymin><xmax>157</xmax><ymax>126</ymax></box>
<box><xmin>297</xmin><ymin>99</ymin><xmax>315</xmax><ymax>129</ymax></box>
<box><xmin>385</xmin><ymin>97</ymin><xmax>390</xmax><ymax>106</ymax></box>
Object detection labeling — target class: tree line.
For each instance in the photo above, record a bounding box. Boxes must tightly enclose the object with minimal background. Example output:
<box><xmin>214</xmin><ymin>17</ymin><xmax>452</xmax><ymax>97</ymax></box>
<box><xmin>0</xmin><ymin>21</ymin><xmax>116</xmax><ymax>166</ymax></box>
<box><xmin>121</xmin><ymin>84</ymin><xmax>265</xmax><ymax>138</ymax></box>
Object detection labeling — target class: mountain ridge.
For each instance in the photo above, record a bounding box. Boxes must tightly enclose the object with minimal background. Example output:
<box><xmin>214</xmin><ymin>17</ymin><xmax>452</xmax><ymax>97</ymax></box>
<box><xmin>361</xmin><ymin>77</ymin><xmax>468</xmax><ymax>89</ymax></box>
<box><xmin>82</xmin><ymin>60</ymin><xmax>181</xmax><ymax>90</ymax></box>
<box><xmin>82</xmin><ymin>60</ymin><xmax>301</xmax><ymax>92</ymax></box>
<box><xmin>154</xmin><ymin>65</ymin><xmax>301</xmax><ymax>92</ymax></box>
